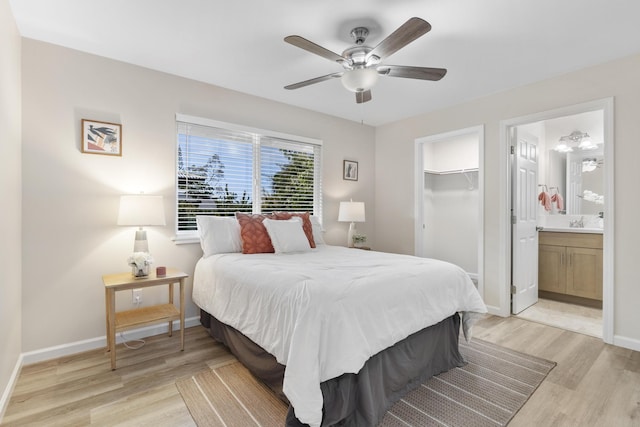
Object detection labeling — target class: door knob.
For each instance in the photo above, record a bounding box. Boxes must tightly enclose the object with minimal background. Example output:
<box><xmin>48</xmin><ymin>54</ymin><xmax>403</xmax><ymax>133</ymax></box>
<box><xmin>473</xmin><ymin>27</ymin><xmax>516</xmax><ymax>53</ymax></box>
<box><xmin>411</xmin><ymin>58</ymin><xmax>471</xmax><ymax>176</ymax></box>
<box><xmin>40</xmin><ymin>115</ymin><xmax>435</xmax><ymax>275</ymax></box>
<box><xmin>536</xmin><ymin>226</ymin><xmax>544</xmax><ymax>231</ymax></box>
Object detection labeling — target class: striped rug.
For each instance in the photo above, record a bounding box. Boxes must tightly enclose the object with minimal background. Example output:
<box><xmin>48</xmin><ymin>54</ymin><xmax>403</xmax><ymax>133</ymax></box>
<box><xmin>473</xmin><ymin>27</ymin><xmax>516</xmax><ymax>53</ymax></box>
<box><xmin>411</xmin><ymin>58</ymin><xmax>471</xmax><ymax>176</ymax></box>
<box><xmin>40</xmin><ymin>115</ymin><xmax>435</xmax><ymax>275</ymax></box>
<box><xmin>177</xmin><ymin>338</ymin><xmax>555</xmax><ymax>427</ymax></box>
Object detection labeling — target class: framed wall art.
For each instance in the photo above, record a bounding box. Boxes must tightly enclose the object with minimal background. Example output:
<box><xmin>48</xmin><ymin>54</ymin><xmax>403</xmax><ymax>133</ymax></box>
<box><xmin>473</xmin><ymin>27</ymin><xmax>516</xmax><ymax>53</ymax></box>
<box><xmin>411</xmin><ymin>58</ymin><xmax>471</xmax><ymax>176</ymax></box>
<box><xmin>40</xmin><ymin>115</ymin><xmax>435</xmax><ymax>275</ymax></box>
<box><xmin>343</xmin><ymin>160</ymin><xmax>358</xmax><ymax>181</ymax></box>
<box><xmin>81</xmin><ymin>119</ymin><xmax>122</xmax><ymax>156</ymax></box>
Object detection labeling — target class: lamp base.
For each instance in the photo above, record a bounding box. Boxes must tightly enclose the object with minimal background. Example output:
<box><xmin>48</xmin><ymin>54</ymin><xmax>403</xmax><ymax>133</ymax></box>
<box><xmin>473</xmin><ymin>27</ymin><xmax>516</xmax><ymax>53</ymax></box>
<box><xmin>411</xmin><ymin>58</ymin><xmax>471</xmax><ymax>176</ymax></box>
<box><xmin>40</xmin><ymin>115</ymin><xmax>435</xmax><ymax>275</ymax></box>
<box><xmin>347</xmin><ymin>222</ymin><xmax>356</xmax><ymax>248</ymax></box>
<box><xmin>133</xmin><ymin>229</ymin><xmax>149</xmax><ymax>253</ymax></box>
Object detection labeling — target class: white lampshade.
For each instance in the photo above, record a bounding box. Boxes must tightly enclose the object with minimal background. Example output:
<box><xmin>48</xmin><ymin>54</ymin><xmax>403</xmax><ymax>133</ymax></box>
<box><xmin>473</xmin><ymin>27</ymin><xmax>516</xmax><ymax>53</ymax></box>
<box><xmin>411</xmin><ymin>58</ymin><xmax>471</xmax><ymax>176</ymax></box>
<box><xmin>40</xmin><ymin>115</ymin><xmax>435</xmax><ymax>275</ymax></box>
<box><xmin>118</xmin><ymin>195</ymin><xmax>166</xmax><ymax>226</ymax></box>
<box><xmin>338</xmin><ymin>201</ymin><xmax>366</xmax><ymax>222</ymax></box>
<box><xmin>341</xmin><ymin>68</ymin><xmax>379</xmax><ymax>92</ymax></box>
<box><xmin>118</xmin><ymin>195</ymin><xmax>166</xmax><ymax>253</ymax></box>
<box><xmin>338</xmin><ymin>201</ymin><xmax>365</xmax><ymax>248</ymax></box>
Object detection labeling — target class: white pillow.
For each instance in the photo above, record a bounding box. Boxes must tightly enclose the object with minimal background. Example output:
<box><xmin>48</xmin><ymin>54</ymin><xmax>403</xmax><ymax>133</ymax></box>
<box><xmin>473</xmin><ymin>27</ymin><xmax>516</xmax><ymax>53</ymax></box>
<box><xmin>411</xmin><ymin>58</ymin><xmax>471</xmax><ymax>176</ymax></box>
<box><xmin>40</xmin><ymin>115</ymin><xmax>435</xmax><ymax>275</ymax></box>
<box><xmin>310</xmin><ymin>215</ymin><xmax>325</xmax><ymax>245</ymax></box>
<box><xmin>196</xmin><ymin>216</ymin><xmax>242</xmax><ymax>257</ymax></box>
<box><xmin>263</xmin><ymin>217</ymin><xmax>312</xmax><ymax>254</ymax></box>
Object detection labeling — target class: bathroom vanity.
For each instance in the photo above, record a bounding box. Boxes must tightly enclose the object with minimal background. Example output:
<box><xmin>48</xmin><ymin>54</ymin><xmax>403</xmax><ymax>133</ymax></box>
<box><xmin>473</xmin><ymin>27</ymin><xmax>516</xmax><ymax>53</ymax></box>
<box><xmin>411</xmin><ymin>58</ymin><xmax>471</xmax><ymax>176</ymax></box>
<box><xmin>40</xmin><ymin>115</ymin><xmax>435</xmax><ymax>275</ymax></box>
<box><xmin>538</xmin><ymin>230</ymin><xmax>603</xmax><ymax>307</ymax></box>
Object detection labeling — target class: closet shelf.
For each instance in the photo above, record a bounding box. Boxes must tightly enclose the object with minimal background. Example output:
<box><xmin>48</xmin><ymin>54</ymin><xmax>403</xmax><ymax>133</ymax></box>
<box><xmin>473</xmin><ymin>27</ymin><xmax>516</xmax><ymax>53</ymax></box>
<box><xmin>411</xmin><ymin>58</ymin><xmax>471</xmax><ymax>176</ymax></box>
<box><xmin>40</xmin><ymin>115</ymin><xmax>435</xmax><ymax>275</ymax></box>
<box><xmin>424</xmin><ymin>168</ymin><xmax>479</xmax><ymax>175</ymax></box>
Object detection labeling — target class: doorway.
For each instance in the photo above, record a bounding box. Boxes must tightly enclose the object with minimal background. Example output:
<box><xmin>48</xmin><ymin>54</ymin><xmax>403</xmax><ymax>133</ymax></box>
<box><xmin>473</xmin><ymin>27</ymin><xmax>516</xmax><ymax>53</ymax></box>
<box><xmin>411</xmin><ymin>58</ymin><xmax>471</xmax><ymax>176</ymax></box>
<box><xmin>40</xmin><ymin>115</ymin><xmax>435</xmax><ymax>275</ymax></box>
<box><xmin>500</xmin><ymin>98</ymin><xmax>614</xmax><ymax>343</ymax></box>
<box><xmin>414</xmin><ymin>125</ymin><xmax>484</xmax><ymax>296</ymax></box>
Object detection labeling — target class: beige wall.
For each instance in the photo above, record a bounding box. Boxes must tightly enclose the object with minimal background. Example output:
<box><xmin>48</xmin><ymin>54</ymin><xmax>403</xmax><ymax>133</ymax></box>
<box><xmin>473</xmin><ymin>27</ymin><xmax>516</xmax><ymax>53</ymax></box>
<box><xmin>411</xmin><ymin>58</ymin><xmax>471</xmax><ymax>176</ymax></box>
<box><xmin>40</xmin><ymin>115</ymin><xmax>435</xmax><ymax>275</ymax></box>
<box><xmin>0</xmin><ymin>0</ymin><xmax>22</xmax><ymax>414</ymax></box>
<box><xmin>375</xmin><ymin>54</ymin><xmax>640</xmax><ymax>346</ymax></box>
<box><xmin>21</xmin><ymin>39</ymin><xmax>375</xmax><ymax>353</ymax></box>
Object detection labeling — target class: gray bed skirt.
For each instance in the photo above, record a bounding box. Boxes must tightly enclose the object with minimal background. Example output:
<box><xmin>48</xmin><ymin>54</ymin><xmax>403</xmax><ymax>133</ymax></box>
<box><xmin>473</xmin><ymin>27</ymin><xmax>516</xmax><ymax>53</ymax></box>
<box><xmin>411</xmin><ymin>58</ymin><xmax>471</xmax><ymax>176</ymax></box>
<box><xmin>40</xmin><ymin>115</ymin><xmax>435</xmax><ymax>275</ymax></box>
<box><xmin>200</xmin><ymin>310</ymin><xmax>464</xmax><ymax>426</ymax></box>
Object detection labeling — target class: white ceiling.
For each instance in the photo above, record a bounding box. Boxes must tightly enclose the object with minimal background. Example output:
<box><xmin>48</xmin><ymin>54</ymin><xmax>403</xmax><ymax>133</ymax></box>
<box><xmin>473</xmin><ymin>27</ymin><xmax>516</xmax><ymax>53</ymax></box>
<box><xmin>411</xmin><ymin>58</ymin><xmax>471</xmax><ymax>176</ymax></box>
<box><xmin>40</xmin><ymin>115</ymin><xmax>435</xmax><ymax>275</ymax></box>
<box><xmin>9</xmin><ymin>0</ymin><xmax>640</xmax><ymax>126</ymax></box>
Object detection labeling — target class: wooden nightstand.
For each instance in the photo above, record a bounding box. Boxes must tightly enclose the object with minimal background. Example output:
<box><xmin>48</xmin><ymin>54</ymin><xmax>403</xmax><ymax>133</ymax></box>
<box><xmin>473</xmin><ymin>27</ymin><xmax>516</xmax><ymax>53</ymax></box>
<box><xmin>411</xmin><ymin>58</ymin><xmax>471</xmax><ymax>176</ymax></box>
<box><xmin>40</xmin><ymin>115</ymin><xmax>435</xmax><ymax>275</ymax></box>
<box><xmin>102</xmin><ymin>268</ymin><xmax>189</xmax><ymax>370</ymax></box>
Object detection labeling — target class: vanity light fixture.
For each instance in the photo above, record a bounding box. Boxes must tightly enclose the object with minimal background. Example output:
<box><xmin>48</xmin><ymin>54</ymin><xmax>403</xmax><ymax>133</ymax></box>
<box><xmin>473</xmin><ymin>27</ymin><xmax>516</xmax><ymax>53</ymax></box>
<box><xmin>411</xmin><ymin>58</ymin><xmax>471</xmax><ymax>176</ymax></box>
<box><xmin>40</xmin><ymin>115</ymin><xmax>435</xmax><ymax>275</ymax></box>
<box><xmin>553</xmin><ymin>130</ymin><xmax>597</xmax><ymax>152</ymax></box>
<box><xmin>582</xmin><ymin>158</ymin><xmax>600</xmax><ymax>172</ymax></box>
<box><xmin>577</xmin><ymin>134</ymin><xmax>597</xmax><ymax>150</ymax></box>
<box><xmin>554</xmin><ymin>141</ymin><xmax>573</xmax><ymax>153</ymax></box>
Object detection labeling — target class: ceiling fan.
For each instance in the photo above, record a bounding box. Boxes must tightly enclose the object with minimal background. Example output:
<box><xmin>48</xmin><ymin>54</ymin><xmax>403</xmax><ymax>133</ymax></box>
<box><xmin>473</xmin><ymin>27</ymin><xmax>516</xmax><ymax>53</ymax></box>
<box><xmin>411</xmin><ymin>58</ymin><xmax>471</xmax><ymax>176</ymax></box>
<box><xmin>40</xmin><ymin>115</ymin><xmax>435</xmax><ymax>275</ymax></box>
<box><xmin>284</xmin><ymin>17</ymin><xmax>447</xmax><ymax>104</ymax></box>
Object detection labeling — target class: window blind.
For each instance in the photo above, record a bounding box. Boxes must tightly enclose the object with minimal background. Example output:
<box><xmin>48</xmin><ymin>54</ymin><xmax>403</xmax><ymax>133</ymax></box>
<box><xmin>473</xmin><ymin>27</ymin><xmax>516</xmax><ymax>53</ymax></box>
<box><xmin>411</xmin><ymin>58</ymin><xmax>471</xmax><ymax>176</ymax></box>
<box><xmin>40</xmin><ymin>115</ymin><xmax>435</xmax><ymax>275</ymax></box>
<box><xmin>176</xmin><ymin>116</ymin><xmax>322</xmax><ymax>236</ymax></box>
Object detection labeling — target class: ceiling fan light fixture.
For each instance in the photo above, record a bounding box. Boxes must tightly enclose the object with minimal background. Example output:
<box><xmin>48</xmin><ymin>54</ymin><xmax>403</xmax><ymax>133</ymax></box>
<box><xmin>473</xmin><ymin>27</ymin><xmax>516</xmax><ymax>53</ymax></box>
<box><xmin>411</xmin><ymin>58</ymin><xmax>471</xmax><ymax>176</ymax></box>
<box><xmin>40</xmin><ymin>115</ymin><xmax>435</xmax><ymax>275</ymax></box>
<box><xmin>341</xmin><ymin>68</ymin><xmax>379</xmax><ymax>92</ymax></box>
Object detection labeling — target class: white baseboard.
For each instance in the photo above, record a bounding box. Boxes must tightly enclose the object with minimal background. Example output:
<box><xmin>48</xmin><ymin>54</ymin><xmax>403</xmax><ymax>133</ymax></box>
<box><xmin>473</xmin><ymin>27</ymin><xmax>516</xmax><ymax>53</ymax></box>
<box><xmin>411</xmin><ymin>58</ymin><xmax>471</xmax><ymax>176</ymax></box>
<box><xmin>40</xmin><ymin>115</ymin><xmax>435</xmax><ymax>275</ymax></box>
<box><xmin>0</xmin><ymin>354</ymin><xmax>23</xmax><ymax>424</ymax></box>
<box><xmin>485</xmin><ymin>304</ymin><xmax>506</xmax><ymax>316</ymax></box>
<box><xmin>2</xmin><ymin>316</ymin><xmax>202</xmax><ymax>421</ymax></box>
<box><xmin>21</xmin><ymin>316</ymin><xmax>201</xmax><ymax>366</ymax></box>
<box><xmin>613</xmin><ymin>334</ymin><xmax>640</xmax><ymax>352</ymax></box>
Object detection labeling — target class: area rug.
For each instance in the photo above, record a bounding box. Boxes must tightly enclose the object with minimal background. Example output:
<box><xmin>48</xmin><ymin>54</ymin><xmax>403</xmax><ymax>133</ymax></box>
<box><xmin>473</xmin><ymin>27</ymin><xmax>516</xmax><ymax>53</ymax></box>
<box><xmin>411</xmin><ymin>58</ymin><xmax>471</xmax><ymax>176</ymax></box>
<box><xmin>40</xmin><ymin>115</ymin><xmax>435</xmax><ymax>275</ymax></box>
<box><xmin>177</xmin><ymin>338</ymin><xmax>555</xmax><ymax>427</ymax></box>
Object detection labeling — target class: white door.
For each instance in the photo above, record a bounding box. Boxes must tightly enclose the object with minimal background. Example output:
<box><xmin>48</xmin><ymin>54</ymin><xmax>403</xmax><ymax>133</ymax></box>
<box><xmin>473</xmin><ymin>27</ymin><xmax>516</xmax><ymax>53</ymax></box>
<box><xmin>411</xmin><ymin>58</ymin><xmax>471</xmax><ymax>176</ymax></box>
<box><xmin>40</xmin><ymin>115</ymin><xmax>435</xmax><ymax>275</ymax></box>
<box><xmin>511</xmin><ymin>128</ymin><xmax>539</xmax><ymax>314</ymax></box>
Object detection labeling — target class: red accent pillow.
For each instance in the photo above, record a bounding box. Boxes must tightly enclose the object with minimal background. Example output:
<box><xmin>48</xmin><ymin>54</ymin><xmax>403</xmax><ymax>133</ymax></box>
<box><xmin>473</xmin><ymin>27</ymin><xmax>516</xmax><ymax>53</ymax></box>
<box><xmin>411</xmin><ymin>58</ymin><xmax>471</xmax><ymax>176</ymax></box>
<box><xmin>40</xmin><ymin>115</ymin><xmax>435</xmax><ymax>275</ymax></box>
<box><xmin>272</xmin><ymin>211</ymin><xmax>316</xmax><ymax>248</ymax></box>
<box><xmin>235</xmin><ymin>213</ymin><xmax>275</xmax><ymax>254</ymax></box>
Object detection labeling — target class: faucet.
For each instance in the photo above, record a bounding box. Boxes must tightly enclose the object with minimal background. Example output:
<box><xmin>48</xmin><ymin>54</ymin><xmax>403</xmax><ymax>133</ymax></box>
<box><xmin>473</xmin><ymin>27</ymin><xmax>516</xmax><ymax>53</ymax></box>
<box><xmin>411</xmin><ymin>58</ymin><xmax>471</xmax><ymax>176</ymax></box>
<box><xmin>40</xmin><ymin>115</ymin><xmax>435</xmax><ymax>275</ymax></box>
<box><xmin>569</xmin><ymin>216</ymin><xmax>584</xmax><ymax>228</ymax></box>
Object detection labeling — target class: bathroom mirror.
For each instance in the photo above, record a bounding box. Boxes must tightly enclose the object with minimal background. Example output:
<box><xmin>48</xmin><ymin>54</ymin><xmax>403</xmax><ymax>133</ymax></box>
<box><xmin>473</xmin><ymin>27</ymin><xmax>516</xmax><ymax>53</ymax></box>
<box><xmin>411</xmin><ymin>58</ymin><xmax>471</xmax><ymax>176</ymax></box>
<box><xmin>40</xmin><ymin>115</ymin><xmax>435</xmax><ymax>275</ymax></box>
<box><xmin>547</xmin><ymin>149</ymin><xmax>604</xmax><ymax>216</ymax></box>
<box><xmin>541</xmin><ymin>110</ymin><xmax>605</xmax><ymax>217</ymax></box>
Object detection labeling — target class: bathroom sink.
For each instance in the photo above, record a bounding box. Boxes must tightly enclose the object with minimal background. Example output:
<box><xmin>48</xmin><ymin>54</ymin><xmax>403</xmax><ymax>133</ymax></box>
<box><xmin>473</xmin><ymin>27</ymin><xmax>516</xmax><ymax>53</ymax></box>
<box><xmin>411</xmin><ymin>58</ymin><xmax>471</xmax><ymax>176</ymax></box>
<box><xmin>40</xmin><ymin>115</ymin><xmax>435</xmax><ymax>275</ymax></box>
<box><xmin>538</xmin><ymin>214</ymin><xmax>603</xmax><ymax>234</ymax></box>
<box><xmin>538</xmin><ymin>226</ymin><xmax>603</xmax><ymax>234</ymax></box>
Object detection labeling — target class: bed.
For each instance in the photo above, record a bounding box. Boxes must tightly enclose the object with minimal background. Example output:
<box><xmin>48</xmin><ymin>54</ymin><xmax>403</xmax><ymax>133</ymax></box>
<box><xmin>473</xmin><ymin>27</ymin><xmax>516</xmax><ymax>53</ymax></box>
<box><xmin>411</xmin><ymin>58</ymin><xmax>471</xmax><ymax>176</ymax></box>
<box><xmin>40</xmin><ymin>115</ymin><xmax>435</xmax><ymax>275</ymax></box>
<box><xmin>192</xmin><ymin>217</ymin><xmax>487</xmax><ymax>427</ymax></box>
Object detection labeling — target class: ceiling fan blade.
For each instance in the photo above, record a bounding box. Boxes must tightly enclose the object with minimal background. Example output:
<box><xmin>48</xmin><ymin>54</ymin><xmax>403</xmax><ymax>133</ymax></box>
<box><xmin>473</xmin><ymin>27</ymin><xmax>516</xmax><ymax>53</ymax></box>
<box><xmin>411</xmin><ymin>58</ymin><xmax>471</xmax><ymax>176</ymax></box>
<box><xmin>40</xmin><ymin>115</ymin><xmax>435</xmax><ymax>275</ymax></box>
<box><xmin>284</xmin><ymin>35</ymin><xmax>347</xmax><ymax>64</ymax></box>
<box><xmin>378</xmin><ymin>65</ymin><xmax>447</xmax><ymax>81</ymax></box>
<box><xmin>367</xmin><ymin>17</ymin><xmax>431</xmax><ymax>62</ymax></box>
<box><xmin>356</xmin><ymin>90</ymin><xmax>372</xmax><ymax>104</ymax></box>
<box><xmin>285</xmin><ymin>72</ymin><xmax>343</xmax><ymax>90</ymax></box>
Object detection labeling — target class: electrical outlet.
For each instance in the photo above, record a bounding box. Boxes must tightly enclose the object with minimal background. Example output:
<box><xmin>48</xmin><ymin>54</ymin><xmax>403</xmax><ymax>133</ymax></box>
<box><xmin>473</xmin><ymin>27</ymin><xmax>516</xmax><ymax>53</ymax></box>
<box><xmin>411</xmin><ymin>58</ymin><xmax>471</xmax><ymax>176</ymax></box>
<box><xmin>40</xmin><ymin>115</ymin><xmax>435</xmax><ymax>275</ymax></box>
<box><xmin>132</xmin><ymin>288</ymin><xmax>142</xmax><ymax>305</ymax></box>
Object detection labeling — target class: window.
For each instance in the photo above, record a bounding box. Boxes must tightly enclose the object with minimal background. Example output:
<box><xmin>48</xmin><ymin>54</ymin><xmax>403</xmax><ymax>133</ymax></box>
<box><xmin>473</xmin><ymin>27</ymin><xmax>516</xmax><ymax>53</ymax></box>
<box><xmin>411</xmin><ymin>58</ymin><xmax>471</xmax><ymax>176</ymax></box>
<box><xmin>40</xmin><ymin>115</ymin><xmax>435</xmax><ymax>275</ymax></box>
<box><xmin>176</xmin><ymin>114</ymin><xmax>322</xmax><ymax>239</ymax></box>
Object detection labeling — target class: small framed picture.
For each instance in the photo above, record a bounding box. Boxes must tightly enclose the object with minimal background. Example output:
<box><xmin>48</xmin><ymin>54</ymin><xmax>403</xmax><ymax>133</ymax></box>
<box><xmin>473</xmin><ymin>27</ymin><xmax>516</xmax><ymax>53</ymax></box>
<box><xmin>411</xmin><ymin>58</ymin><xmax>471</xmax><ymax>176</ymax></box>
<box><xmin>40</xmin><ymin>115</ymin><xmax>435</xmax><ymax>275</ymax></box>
<box><xmin>343</xmin><ymin>160</ymin><xmax>358</xmax><ymax>181</ymax></box>
<box><xmin>81</xmin><ymin>119</ymin><xmax>122</xmax><ymax>156</ymax></box>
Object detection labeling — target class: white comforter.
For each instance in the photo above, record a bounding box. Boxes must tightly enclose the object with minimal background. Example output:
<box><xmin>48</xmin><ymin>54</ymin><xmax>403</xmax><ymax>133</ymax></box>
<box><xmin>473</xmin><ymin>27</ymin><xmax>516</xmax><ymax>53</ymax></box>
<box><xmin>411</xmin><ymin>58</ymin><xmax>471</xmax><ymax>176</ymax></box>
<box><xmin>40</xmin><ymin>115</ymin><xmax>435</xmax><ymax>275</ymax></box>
<box><xmin>192</xmin><ymin>245</ymin><xmax>487</xmax><ymax>427</ymax></box>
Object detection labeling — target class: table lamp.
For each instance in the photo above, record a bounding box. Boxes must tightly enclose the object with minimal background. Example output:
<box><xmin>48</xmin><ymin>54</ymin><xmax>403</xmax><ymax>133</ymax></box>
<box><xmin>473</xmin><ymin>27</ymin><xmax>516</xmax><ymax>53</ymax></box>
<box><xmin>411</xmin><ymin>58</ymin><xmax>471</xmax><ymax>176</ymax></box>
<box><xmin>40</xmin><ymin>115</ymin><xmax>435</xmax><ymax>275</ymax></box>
<box><xmin>118</xmin><ymin>194</ymin><xmax>166</xmax><ymax>253</ymax></box>
<box><xmin>338</xmin><ymin>200</ymin><xmax>365</xmax><ymax>247</ymax></box>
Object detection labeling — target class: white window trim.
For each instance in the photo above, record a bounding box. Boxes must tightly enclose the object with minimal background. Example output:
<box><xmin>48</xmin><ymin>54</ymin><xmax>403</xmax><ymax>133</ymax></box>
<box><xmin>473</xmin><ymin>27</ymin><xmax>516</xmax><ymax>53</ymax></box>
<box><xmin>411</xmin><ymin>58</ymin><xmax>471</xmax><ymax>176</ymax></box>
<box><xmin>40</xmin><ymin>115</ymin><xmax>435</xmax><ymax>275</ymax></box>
<box><xmin>173</xmin><ymin>114</ymin><xmax>323</xmax><ymax>244</ymax></box>
<box><xmin>175</xmin><ymin>114</ymin><xmax>322</xmax><ymax>147</ymax></box>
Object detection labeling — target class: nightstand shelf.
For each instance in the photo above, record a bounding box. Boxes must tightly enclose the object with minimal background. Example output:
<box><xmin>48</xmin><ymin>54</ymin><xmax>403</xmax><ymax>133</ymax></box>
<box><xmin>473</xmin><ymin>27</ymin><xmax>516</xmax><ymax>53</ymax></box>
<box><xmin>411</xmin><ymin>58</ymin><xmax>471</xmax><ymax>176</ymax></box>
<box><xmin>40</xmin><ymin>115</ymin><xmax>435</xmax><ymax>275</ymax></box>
<box><xmin>103</xmin><ymin>268</ymin><xmax>188</xmax><ymax>370</ymax></box>
<box><xmin>115</xmin><ymin>304</ymin><xmax>180</xmax><ymax>331</ymax></box>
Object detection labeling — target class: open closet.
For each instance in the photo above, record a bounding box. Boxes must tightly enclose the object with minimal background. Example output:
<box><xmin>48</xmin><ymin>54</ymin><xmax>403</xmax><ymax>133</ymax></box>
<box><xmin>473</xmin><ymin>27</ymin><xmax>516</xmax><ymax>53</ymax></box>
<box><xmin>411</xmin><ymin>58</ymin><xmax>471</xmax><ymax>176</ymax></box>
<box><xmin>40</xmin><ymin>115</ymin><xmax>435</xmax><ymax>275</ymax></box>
<box><xmin>416</xmin><ymin>127</ymin><xmax>483</xmax><ymax>288</ymax></box>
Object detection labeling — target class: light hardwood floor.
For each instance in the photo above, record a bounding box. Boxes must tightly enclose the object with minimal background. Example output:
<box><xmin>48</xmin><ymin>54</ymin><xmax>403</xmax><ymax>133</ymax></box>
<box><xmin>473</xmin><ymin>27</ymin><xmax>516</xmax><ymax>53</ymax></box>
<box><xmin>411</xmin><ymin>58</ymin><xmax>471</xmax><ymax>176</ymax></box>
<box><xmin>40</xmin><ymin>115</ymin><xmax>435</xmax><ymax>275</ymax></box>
<box><xmin>3</xmin><ymin>317</ymin><xmax>640</xmax><ymax>426</ymax></box>
<box><xmin>515</xmin><ymin>298</ymin><xmax>603</xmax><ymax>338</ymax></box>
